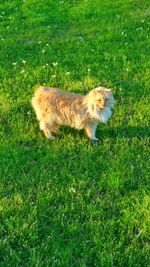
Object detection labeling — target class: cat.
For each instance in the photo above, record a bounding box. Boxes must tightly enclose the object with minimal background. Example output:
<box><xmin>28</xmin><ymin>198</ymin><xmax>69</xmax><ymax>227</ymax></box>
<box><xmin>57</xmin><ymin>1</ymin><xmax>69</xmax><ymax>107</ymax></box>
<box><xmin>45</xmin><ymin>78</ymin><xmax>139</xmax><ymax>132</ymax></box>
<box><xmin>31</xmin><ymin>86</ymin><xmax>114</xmax><ymax>140</ymax></box>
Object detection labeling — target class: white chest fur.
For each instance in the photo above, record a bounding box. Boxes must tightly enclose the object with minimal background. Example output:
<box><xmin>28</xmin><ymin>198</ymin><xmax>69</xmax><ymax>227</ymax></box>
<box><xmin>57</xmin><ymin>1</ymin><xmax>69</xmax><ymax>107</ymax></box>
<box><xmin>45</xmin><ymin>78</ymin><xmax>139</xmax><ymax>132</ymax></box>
<box><xmin>88</xmin><ymin>104</ymin><xmax>112</xmax><ymax>123</ymax></box>
<box><xmin>99</xmin><ymin>107</ymin><xmax>112</xmax><ymax>123</ymax></box>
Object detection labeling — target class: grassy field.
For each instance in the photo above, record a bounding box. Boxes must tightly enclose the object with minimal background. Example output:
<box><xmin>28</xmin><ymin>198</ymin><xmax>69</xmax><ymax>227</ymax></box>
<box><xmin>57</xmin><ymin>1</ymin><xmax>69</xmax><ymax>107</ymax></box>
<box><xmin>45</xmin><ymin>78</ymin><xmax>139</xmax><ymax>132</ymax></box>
<box><xmin>0</xmin><ymin>0</ymin><xmax>150</xmax><ymax>266</ymax></box>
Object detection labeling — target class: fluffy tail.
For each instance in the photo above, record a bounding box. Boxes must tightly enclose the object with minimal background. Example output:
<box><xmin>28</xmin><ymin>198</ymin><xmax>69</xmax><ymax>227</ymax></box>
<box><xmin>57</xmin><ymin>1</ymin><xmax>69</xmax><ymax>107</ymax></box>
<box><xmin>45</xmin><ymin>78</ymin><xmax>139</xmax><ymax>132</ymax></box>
<box><xmin>31</xmin><ymin>86</ymin><xmax>45</xmax><ymax>121</ymax></box>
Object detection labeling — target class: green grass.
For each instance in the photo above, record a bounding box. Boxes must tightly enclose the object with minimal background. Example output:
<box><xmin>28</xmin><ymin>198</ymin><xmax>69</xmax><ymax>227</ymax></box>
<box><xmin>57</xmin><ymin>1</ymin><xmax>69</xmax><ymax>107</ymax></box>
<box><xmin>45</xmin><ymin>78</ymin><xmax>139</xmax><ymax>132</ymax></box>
<box><xmin>0</xmin><ymin>0</ymin><xmax>150</xmax><ymax>266</ymax></box>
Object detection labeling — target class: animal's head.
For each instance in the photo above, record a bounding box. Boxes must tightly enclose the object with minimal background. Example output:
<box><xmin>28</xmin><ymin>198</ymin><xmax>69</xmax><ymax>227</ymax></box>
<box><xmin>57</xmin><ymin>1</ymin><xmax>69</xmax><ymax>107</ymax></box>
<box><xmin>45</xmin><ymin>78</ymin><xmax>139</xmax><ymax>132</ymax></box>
<box><xmin>88</xmin><ymin>86</ymin><xmax>114</xmax><ymax>110</ymax></box>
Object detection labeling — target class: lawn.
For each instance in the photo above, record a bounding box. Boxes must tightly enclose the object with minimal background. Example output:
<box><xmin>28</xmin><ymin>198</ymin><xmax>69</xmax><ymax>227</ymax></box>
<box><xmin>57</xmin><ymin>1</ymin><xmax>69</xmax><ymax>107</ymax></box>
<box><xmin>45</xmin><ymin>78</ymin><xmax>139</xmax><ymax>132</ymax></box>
<box><xmin>0</xmin><ymin>0</ymin><xmax>150</xmax><ymax>266</ymax></box>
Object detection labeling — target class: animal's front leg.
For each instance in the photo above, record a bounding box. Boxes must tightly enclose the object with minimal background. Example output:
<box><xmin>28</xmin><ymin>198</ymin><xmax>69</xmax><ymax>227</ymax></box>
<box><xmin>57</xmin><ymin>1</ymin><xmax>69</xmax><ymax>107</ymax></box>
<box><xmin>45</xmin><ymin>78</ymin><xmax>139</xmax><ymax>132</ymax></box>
<box><xmin>84</xmin><ymin>123</ymin><xmax>98</xmax><ymax>141</ymax></box>
<box><xmin>40</xmin><ymin>121</ymin><xmax>55</xmax><ymax>140</ymax></box>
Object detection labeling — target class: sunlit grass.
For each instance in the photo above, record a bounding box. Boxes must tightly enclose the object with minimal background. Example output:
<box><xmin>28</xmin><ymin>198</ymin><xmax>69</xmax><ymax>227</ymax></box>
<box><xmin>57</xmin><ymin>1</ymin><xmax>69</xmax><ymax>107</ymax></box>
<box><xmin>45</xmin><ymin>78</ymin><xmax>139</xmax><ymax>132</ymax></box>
<box><xmin>0</xmin><ymin>0</ymin><xmax>150</xmax><ymax>266</ymax></box>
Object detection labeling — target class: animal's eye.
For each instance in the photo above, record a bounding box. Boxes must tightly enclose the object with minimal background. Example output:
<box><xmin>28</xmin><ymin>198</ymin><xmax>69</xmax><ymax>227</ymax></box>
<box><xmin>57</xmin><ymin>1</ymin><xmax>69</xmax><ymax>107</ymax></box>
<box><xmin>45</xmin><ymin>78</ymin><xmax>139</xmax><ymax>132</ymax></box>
<box><xmin>98</xmin><ymin>99</ymin><xmax>102</xmax><ymax>102</ymax></box>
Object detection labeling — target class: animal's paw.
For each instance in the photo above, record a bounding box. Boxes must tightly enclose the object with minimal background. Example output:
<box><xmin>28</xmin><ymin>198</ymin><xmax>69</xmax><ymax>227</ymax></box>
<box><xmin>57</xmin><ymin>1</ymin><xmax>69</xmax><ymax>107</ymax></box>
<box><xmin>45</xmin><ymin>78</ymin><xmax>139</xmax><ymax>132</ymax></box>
<box><xmin>46</xmin><ymin>134</ymin><xmax>55</xmax><ymax>140</ymax></box>
<box><xmin>91</xmin><ymin>137</ymin><xmax>99</xmax><ymax>141</ymax></box>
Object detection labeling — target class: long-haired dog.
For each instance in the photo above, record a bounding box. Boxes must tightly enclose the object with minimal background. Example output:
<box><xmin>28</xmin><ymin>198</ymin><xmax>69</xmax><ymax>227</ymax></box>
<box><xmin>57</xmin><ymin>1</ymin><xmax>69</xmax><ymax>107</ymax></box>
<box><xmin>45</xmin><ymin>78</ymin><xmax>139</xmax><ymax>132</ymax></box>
<box><xmin>32</xmin><ymin>86</ymin><xmax>114</xmax><ymax>140</ymax></box>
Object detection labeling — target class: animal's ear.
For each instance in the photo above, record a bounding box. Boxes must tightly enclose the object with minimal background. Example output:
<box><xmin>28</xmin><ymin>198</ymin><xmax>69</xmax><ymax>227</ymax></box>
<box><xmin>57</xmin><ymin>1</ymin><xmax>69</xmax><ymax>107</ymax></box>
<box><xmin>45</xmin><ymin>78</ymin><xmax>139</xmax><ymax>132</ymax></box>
<box><xmin>94</xmin><ymin>86</ymin><xmax>102</xmax><ymax>92</ymax></box>
<box><xmin>91</xmin><ymin>88</ymin><xmax>102</xmax><ymax>97</ymax></box>
<box><xmin>90</xmin><ymin>86</ymin><xmax>112</xmax><ymax>96</ymax></box>
<box><xmin>103</xmin><ymin>88</ymin><xmax>112</xmax><ymax>93</ymax></box>
<box><xmin>93</xmin><ymin>86</ymin><xmax>112</xmax><ymax>92</ymax></box>
<box><xmin>90</xmin><ymin>87</ymin><xmax>102</xmax><ymax>97</ymax></box>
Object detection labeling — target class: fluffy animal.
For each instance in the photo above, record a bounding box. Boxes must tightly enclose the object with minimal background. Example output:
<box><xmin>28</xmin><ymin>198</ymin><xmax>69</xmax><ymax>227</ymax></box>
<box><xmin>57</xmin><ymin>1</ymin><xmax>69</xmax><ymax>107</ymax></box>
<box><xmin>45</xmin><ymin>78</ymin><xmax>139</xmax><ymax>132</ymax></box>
<box><xmin>31</xmin><ymin>86</ymin><xmax>114</xmax><ymax>140</ymax></box>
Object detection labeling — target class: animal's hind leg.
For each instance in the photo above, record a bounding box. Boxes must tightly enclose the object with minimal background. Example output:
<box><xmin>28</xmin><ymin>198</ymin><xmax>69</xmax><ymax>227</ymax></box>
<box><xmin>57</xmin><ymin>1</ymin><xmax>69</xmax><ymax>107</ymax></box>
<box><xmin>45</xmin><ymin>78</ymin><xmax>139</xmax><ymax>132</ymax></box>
<box><xmin>51</xmin><ymin>122</ymin><xmax>60</xmax><ymax>135</ymax></box>
<box><xmin>39</xmin><ymin>120</ymin><xmax>55</xmax><ymax>140</ymax></box>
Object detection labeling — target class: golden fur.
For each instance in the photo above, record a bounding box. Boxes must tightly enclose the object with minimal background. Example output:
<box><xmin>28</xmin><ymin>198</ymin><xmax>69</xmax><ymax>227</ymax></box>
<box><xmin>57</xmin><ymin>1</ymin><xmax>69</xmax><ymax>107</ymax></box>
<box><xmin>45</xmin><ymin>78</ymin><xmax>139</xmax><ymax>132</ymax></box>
<box><xmin>31</xmin><ymin>86</ymin><xmax>114</xmax><ymax>140</ymax></box>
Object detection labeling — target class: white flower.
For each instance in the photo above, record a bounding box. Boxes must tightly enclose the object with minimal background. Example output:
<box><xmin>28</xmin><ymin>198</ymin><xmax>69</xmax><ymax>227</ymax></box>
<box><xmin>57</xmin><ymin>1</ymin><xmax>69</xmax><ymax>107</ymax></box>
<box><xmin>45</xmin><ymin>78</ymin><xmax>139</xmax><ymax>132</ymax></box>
<box><xmin>12</xmin><ymin>62</ymin><xmax>17</xmax><ymax>66</ymax></box>
<box><xmin>38</xmin><ymin>41</ymin><xmax>42</xmax><ymax>44</ymax></box>
<box><xmin>136</xmin><ymin>27</ymin><xmax>142</xmax><ymax>31</ymax></box>
<box><xmin>52</xmin><ymin>62</ymin><xmax>58</xmax><ymax>67</ymax></box>
<box><xmin>52</xmin><ymin>74</ymin><xmax>56</xmax><ymax>78</ymax></box>
<box><xmin>69</xmin><ymin>187</ymin><xmax>76</xmax><ymax>193</ymax></box>
<box><xmin>79</xmin><ymin>36</ymin><xmax>83</xmax><ymax>41</ymax></box>
<box><xmin>88</xmin><ymin>68</ymin><xmax>91</xmax><ymax>72</ymax></box>
<box><xmin>66</xmin><ymin>72</ymin><xmax>70</xmax><ymax>75</ymax></box>
<box><xmin>46</xmin><ymin>43</ymin><xmax>49</xmax><ymax>46</ymax></box>
<box><xmin>21</xmin><ymin>69</ymin><xmax>25</xmax><ymax>73</ymax></box>
<box><xmin>27</xmin><ymin>111</ymin><xmax>31</xmax><ymax>115</ymax></box>
<box><xmin>42</xmin><ymin>50</ymin><xmax>45</xmax><ymax>53</ymax></box>
<box><xmin>22</xmin><ymin>60</ymin><xmax>26</xmax><ymax>64</ymax></box>
<box><xmin>45</xmin><ymin>63</ymin><xmax>49</xmax><ymax>66</ymax></box>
